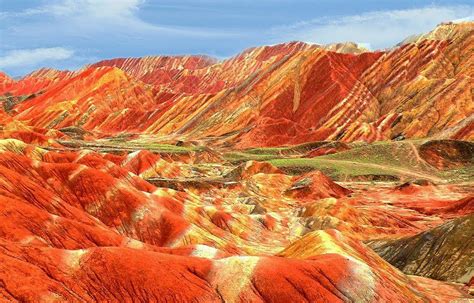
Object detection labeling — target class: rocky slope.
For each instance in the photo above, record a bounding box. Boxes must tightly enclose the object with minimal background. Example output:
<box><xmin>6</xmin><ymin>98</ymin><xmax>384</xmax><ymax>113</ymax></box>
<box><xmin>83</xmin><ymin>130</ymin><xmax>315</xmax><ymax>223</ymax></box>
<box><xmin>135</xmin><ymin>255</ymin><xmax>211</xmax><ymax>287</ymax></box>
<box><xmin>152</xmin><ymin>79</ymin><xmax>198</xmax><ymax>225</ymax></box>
<box><xmin>369</xmin><ymin>213</ymin><xmax>474</xmax><ymax>284</ymax></box>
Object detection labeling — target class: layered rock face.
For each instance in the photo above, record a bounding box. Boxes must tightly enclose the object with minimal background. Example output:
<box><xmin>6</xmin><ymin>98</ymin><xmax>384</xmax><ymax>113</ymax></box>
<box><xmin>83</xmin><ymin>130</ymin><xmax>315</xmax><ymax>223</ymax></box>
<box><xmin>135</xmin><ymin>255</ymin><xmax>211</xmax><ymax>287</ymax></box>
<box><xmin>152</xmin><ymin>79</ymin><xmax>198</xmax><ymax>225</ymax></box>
<box><xmin>0</xmin><ymin>22</ymin><xmax>472</xmax><ymax>146</ymax></box>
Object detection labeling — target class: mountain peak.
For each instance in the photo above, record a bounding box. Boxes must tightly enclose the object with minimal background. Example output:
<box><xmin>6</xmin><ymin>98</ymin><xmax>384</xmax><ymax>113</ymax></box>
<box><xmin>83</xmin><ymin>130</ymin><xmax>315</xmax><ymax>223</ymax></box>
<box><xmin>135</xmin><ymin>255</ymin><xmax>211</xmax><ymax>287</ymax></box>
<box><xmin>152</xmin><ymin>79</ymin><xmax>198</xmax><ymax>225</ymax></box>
<box><xmin>398</xmin><ymin>21</ymin><xmax>473</xmax><ymax>46</ymax></box>
<box><xmin>322</xmin><ymin>42</ymin><xmax>371</xmax><ymax>54</ymax></box>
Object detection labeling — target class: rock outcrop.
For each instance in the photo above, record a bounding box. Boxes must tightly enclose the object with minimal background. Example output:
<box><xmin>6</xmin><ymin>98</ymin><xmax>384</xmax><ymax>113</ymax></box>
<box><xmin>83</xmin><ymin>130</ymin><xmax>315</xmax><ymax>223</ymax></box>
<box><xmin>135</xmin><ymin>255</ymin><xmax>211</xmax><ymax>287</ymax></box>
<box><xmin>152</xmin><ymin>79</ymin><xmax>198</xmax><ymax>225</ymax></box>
<box><xmin>370</xmin><ymin>214</ymin><xmax>474</xmax><ymax>284</ymax></box>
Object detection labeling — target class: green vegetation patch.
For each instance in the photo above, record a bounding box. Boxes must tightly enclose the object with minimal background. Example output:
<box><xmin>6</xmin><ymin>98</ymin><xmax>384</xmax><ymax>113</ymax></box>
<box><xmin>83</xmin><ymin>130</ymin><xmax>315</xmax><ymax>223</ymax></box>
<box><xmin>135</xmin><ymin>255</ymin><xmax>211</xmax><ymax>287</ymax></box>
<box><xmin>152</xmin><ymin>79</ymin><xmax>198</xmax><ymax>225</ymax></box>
<box><xmin>268</xmin><ymin>157</ymin><xmax>403</xmax><ymax>181</ymax></box>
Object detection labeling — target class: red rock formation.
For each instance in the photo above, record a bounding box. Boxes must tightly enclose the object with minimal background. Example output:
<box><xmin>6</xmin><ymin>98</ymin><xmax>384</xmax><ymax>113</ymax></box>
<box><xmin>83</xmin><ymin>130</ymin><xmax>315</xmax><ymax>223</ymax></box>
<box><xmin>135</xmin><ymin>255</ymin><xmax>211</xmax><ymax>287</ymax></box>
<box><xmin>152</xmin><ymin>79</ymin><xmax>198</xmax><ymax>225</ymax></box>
<box><xmin>419</xmin><ymin>140</ymin><xmax>474</xmax><ymax>169</ymax></box>
<box><xmin>227</xmin><ymin>160</ymin><xmax>283</xmax><ymax>180</ymax></box>
<box><xmin>285</xmin><ymin>171</ymin><xmax>352</xmax><ymax>200</ymax></box>
<box><xmin>0</xmin><ymin>68</ymin><xmax>74</xmax><ymax>96</ymax></box>
<box><xmin>13</xmin><ymin>66</ymin><xmax>161</xmax><ymax>135</ymax></box>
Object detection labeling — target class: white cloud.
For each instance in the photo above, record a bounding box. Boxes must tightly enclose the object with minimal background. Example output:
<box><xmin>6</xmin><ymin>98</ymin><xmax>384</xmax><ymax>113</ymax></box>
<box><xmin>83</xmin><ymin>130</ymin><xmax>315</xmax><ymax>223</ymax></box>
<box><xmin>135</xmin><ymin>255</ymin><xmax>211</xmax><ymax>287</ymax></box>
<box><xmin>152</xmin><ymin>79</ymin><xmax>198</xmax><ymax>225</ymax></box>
<box><xmin>0</xmin><ymin>47</ymin><xmax>74</xmax><ymax>69</ymax></box>
<box><xmin>0</xmin><ymin>0</ymin><xmax>240</xmax><ymax>75</ymax></box>
<box><xmin>452</xmin><ymin>15</ymin><xmax>474</xmax><ymax>23</ymax></box>
<box><xmin>0</xmin><ymin>0</ymin><xmax>143</xmax><ymax>19</ymax></box>
<box><xmin>1</xmin><ymin>0</ymin><xmax>234</xmax><ymax>37</ymax></box>
<box><xmin>271</xmin><ymin>5</ymin><xmax>474</xmax><ymax>50</ymax></box>
<box><xmin>42</xmin><ymin>0</ymin><xmax>143</xmax><ymax>19</ymax></box>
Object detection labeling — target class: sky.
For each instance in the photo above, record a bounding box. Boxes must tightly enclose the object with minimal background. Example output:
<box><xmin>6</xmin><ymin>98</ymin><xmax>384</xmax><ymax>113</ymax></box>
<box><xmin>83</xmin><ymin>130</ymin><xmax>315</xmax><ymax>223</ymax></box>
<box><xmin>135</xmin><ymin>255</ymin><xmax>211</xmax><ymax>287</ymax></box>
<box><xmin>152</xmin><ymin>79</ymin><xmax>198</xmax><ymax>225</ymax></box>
<box><xmin>0</xmin><ymin>0</ymin><xmax>473</xmax><ymax>76</ymax></box>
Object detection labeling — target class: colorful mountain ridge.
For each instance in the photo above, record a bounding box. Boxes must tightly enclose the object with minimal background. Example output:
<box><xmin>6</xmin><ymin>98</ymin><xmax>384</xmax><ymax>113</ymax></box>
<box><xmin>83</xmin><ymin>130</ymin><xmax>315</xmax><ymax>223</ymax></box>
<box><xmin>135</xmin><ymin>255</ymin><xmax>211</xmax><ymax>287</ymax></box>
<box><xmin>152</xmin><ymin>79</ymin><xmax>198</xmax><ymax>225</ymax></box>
<box><xmin>0</xmin><ymin>22</ymin><xmax>473</xmax><ymax>302</ymax></box>
<box><xmin>1</xmin><ymin>22</ymin><xmax>472</xmax><ymax>147</ymax></box>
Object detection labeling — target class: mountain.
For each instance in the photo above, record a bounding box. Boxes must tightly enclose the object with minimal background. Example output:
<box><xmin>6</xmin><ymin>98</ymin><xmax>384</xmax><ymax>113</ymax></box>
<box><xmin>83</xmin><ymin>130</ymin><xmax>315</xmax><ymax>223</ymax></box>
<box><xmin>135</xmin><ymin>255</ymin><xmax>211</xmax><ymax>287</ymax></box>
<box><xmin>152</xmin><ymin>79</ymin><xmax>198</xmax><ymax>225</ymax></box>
<box><xmin>0</xmin><ymin>22</ymin><xmax>472</xmax><ymax>146</ymax></box>
<box><xmin>0</xmin><ymin>68</ymin><xmax>74</xmax><ymax>96</ymax></box>
<box><xmin>13</xmin><ymin>66</ymin><xmax>159</xmax><ymax>133</ymax></box>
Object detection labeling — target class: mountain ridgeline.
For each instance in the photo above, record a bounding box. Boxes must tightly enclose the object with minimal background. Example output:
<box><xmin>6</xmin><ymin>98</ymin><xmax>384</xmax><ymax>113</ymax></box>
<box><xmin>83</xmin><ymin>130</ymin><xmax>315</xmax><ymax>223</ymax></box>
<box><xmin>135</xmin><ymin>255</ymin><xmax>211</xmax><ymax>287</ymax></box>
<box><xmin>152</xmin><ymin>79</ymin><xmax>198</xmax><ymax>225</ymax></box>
<box><xmin>0</xmin><ymin>22</ymin><xmax>472</xmax><ymax>148</ymax></box>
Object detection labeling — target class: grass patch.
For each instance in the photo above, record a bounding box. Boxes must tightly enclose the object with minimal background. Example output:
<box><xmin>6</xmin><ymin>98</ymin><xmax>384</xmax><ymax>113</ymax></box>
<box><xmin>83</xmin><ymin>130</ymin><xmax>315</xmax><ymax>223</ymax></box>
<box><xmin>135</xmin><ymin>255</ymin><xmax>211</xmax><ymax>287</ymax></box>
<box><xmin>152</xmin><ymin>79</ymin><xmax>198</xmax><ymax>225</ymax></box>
<box><xmin>223</xmin><ymin>151</ymin><xmax>280</xmax><ymax>162</ymax></box>
<box><xmin>268</xmin><ymin>157</ymin><xmax>403</xmax><ymax>180</ymax></box>
<box><xmin>321</xmin><ymin>140</ymin><xmax>431</xmax><ymax>169</ymax></box>
<box><xmin>242</xmin><ymin>141</ymin><xmax>332</xmax><ymax>156</ymax></box>
<box><xmin>59</xmin><ymin>139</ymin><xmax>202</xmax><ymax>154</ymax></box>
<box><xmin>267</xmin><ymin>140</ymin><xmax>473</xmax><ymax>183</ymax></box>
<box><xmin>124</xmin><ymin>142</ymin><xmax>202</xmax><ymax>153</ymax></box>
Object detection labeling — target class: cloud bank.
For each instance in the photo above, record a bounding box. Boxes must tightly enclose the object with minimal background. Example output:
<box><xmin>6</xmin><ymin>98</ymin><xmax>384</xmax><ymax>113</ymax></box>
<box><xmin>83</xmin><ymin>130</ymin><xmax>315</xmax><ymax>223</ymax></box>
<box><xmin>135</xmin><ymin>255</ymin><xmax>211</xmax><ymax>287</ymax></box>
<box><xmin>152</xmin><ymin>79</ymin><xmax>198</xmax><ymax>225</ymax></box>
<box><xmin>271</xmin><ymin>5</ymin><xmax>474</xmax><ymax>50</ymax></box>
<box><xmin>0</xmin><ymin>48</ymin><xmax>74</xmax><ymax>69</ymax></box>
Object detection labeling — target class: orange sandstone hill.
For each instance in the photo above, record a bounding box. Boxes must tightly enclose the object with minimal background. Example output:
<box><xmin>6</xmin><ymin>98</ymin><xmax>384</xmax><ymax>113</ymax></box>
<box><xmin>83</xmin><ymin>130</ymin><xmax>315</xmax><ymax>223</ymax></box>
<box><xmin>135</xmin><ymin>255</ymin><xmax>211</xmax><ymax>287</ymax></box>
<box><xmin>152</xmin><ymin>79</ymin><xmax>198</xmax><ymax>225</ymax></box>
<box><xmin>1</xmin><ymin>22</ymin><xmax>473</xmax><ymax>146</ymax></box>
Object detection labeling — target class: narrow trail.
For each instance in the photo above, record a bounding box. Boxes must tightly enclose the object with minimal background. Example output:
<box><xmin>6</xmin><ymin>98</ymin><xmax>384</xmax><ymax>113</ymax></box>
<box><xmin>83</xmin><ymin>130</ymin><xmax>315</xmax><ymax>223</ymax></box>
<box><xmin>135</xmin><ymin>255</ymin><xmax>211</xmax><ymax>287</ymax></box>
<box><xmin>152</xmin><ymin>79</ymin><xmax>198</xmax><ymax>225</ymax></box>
<box><xmin>406</xmin><ymin>141</ymin><xmax>435</xmax><ymax>169</ymax></box>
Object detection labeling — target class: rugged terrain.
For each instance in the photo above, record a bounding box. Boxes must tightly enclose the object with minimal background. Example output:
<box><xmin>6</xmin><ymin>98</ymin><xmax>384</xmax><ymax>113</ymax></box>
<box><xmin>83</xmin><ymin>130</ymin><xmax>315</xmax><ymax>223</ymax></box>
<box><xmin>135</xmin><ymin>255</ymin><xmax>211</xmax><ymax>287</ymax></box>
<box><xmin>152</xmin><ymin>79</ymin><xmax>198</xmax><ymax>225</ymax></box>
<box><xmin>0</xmin><ymin>22</ymin><xmax>473</xmax><ymax>302</ymax></box>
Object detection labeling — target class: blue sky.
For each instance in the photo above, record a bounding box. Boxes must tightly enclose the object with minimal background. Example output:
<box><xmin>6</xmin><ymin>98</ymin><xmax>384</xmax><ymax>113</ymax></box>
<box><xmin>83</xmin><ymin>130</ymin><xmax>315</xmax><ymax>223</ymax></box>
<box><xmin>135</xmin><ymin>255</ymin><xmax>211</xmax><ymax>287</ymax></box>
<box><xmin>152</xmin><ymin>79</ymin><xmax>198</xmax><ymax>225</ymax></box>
<box><xmin>0</xmin><ymin>0</ymin><xmax>473</xmax><ymax>76</ymax></box>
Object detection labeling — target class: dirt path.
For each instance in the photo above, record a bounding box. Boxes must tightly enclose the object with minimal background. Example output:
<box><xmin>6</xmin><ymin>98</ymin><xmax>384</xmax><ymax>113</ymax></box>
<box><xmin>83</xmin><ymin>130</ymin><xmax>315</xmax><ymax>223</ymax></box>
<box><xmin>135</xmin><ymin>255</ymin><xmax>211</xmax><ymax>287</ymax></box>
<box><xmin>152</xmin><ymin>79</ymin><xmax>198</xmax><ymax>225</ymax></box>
<box><xmin>406</xmin><ymin>141</ymin><xmax>436</xmax><ymax>169</ymax></box>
